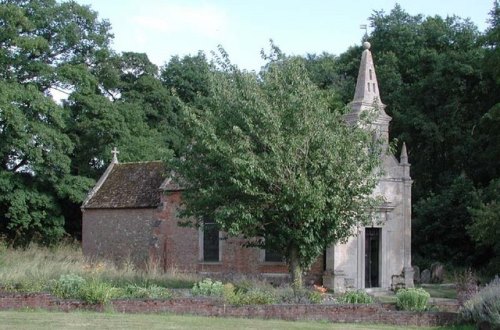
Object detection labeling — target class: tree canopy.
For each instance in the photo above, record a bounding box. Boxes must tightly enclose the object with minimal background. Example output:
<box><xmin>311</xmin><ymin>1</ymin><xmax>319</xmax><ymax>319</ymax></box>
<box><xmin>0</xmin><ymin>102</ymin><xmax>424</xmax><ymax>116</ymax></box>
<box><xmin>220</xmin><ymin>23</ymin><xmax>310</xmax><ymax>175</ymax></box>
<box><xmin>303</xmin><ymin>3</ymin><xmax>500</xmax><ymax>274</ymax></box>
<box><xmin>174</xmin><ymin>47</ymin><xmax>382</xmax><ymax>288</ymax></box>
<box><xmin>0</xmin><ymin>0</ymin><xmax>498</xmax><ymax>277</ymax></box>
<box><xmin>0</xmin><ymin>0</ymin><xmax>110</xmax><ymax>244</ymax></box>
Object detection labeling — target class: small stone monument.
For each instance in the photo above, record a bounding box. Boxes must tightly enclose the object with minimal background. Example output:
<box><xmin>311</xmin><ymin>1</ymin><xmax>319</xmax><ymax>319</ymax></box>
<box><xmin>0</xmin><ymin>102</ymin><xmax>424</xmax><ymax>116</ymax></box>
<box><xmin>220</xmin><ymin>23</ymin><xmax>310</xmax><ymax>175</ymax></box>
<box><xmin>421</xmin><ymin>269</ymin><xmax>431</xmax><ymax>284</ymax></box>
<box><xmin>431</xmin><ymin>262</ymin><xmax>445</xmax><ymax>283</ymax></box>
<box><xmin>413</xmin><ymin>265</ymin><xmax>421</xmax><ymax>284</ymax></box>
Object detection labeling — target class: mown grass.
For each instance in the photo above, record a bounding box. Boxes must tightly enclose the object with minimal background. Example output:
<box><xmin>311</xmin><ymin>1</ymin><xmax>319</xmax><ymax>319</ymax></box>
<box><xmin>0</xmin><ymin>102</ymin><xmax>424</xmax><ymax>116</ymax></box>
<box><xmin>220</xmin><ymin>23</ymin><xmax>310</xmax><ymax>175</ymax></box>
<box><xmin>420</xmin><ymin>284</ymin><xmax>457</xmax><ymax>299</ymax></box>
<box><xmin>0</xmin><ymin>311</ymin><xmax>474</xmax><ymax>330</ymax></box>
<box><xmin>375</xmin><ymin>284</ymin><xmax>458</xmax><ymax>304</ymax></box>
<box><xmin>0</xmin><ymin>242</ymin><xmax>198</xmax><ymax>293</ymax></box>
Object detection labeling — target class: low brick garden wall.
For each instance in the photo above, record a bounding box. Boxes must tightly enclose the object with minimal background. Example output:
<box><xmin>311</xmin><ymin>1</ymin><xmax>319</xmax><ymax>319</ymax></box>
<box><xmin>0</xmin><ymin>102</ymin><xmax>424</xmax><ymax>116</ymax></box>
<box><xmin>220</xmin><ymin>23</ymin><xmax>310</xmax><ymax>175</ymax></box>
<box><xmin>0</xmin><ymin>291</ymin><xmax>457</xmax><ymax>327</ymax></box>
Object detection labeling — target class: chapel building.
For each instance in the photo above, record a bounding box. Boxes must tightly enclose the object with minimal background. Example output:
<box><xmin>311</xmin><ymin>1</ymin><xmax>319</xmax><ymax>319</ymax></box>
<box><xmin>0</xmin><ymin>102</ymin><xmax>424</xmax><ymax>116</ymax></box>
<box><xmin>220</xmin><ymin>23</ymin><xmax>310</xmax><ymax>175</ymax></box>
<box><xmin>81</xmin><ymin>42</ymin><xmax>414</xmax><ymax>291</ymax></box>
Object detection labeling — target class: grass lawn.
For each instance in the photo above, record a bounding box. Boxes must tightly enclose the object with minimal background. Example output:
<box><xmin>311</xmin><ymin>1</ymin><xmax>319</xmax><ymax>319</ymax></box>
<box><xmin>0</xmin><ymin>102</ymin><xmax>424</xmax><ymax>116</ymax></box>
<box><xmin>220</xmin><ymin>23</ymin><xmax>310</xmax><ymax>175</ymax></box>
<box><xmin>375</xmin><ymin>284</ymin><xmax>458</xmax><ymax>304</ymax></box>
<box><xmin>420</xmin><ymin>284</ymin><xmax>457</xmax><ymax>299</ymax></box>
<box><xmin>0</xmin><ymin>310</ymin><xmax>473</xmax><ymax>330</ymax></box>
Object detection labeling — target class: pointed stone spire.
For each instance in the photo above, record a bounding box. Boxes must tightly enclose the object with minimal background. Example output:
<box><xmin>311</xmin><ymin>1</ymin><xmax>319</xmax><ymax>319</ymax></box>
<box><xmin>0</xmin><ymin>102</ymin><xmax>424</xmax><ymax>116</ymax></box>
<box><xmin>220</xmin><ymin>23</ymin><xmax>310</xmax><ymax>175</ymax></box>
<box><xmin>111</xmin><ymin>147</ymin><xmax>119</xmax><ymax>164</ymax></box>
<box><xmin>345</xmin><ymin>41</ymin><xmax>392</xmax><ymax>145</ymax></box>
<box><xmin>400</xmin><ymin>142</ymin><xmax>408</xmax><ymax>165</ymax></box>
<box><xmin>352</xmin><ymin>42</ymin><xmax>383</xmax><ymax>107</ymax></box>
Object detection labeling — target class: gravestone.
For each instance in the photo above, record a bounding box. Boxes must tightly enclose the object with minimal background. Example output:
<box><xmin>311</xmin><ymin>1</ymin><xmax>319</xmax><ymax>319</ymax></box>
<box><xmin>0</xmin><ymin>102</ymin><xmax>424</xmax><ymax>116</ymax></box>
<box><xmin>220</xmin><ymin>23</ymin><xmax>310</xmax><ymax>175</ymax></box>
<box><xmin>421</xmin><ymin>269</ymin><xmax>431</xmax><ymax>284</ymax></box>
<box><xmin>431</xmin><ymin>262</ymin><xmax>445</xmax><ymax>283</ymax></box>
<box><xmin>413</xmin><ymin>265</ymin><xmax>421</xmax><ymax>284</ymax></box>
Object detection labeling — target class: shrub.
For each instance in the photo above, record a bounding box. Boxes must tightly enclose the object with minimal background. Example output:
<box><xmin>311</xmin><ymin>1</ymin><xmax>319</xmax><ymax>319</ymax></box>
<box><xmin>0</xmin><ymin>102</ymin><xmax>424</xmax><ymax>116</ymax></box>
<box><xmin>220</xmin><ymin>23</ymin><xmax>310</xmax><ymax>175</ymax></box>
<box><xmin>191</xmin><ymin>278</ymin><xmax>224</xmax><ymax>296</ymax></box>
<box><xmin>121</xmin><ymin>284</ymin><xmax>172</xmax><ymax>299</ymax></box>
<box><xmin>223</xmin><ymin>283</ymin><xmax>277</xmax><ymax>306</ymax></box>
<box><xmin>396</xmin><ymin>287</ymin><xmax>430</xmax><ymax>311</ymax></box>
<box><xmin>78</xmin><ymin>279</ymin><xmax>117</xmax><ymax>304</ymax></box>
<box><xmin>460</xmin><ymin>276</ymin><xmax>500</xmax><ymax>328</ymax></box>
<box><xmin>455</xmin><ymin>268</ymin><xmax>479</xmax><ymax>306</ymax></box>
<box><xmin>338</xmin><ymin>290</ymin><xmax>374</xmax><ymax>304</ymax></box>
<box><xmin>276</xmin><ymin>286</ymin><xmax>324</xmax><ymax>304</ymax></box>
<box><xmin>308</xmin><ymin>291</ymin><xmax>323</xmax><ymax>304</ymax></box>
<box><xmin>49</xmin><ymin>274</ymin><xmax>86</xmax><ymax>299</ymax></box>
<box><xmin>228</xmin><ymin>289</ymin><xmax>277</xmax><ymax>306</ymax></box>
<box><xmin>49</xmin><ymin>274</ymin><xmax>117</xmax><ymax>304</ymax></box>
<box><xmin>222</xmin><ymin>283</ymin><xmax>237</xmax><ymax>300</ymax></box>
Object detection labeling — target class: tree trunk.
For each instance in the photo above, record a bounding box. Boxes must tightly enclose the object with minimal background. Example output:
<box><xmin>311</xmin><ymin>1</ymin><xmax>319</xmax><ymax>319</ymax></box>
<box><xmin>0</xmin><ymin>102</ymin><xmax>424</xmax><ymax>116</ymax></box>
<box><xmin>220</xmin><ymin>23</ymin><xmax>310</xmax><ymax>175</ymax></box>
<box><xmin>288</xmin><ymin>244</ymin><xmax>303</xmax><ymax>293</ymax></box>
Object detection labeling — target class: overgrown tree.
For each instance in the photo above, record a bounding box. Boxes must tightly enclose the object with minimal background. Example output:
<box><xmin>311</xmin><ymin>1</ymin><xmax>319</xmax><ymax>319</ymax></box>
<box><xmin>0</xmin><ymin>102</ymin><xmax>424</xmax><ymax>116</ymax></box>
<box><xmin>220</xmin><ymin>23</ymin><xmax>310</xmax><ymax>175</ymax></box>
<box><xmin>468</xmin><ymin>179</ymin><xmax>500</xmax><ymax>275</ymax></box>
<box><xmin>160</xmin><ymin>52</ymin><xmax>212</xmax><ymax>104</ymax></box>
<box><xmin>175</xmin><ymin>47</ymin><xmax>382</xmax><ymax>289</ymax></box>
<box><xmin>0</xmin><ymin>0</ymin><xmax>110</xmax><ymax>244</ymax></box>
<box><xmin>304</xmin><ymin>4</ymin><xmax>499</xmax><ymax>271</ymax></box>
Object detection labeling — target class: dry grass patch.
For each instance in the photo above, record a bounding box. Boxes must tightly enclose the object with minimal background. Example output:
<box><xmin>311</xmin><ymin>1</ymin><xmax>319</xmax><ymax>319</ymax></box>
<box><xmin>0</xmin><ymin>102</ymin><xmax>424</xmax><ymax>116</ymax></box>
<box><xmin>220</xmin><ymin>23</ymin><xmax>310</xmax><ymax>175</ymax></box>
<box><xmin>0</xmin><ymin>243</ymin><xmax>198</xmax><ymax>293</ymax></box>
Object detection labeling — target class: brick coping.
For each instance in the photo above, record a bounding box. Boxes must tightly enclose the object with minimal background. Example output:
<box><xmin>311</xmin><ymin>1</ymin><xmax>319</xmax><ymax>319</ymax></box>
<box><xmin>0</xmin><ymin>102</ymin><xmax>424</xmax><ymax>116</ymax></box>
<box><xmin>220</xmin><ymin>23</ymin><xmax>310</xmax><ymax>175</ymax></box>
<box><xmin>0</xmin><ymin>291</ymin><xmax>458</xmax><ymax>327</ymax></box>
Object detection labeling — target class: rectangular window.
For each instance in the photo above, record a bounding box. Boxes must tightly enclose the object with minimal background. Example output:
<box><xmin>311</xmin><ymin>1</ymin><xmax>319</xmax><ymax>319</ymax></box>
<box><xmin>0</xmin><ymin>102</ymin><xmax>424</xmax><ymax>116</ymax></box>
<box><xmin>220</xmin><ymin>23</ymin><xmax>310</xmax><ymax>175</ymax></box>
<box><xmin>265</xmin><ymin>248</ymin><xmax>284</xmax><ymax>262</ymax></box>
<box><xmin>203</xmin><ymin>219</ymin><xmax>219</xmax><ymax>262</ymax></box>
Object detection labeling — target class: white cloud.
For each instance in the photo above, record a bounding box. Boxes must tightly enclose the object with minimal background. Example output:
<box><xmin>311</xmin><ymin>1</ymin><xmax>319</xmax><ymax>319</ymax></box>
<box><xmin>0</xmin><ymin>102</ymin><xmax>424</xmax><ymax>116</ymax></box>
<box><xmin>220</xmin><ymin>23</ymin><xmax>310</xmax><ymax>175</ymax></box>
<box><xmin>132</xmin><ymin>3</ymin><xmax>228</xmax><ymax>39</ymax></box>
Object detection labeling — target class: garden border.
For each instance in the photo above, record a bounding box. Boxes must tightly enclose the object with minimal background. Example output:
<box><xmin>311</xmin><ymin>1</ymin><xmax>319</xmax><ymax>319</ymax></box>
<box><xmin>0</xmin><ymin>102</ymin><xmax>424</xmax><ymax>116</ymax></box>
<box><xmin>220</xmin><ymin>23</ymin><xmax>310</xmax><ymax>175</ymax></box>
<box><xmin>0</xmin><ymin>291</ymin><xmax>457</xmax><ymax>327</ymax></box>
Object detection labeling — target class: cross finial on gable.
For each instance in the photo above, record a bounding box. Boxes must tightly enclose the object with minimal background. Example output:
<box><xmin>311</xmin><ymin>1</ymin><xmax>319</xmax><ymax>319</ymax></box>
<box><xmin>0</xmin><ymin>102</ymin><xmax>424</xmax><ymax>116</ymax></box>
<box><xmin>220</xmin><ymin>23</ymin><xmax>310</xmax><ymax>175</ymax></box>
<box><xmin>111</xmin><ymin>147</ymin><xmax>119</xmax><ymax>164</ymax></box>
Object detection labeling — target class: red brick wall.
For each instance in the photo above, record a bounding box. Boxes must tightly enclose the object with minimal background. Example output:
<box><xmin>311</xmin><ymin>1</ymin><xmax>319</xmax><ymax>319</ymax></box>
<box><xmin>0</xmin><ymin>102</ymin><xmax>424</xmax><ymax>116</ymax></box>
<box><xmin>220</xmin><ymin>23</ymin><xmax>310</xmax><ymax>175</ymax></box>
<box><xmin>153</xmin><ymin>192</ymin><xmax>324</xmax><ymax>282</ymax></box>
<box><xmin>0</xmin><ymin>292</ymin><xmax>457</xmax><ymax>327</ymax></box>
<box><xmin>82</xmin><ymin>208</ymin><xmax>156</xmax><ymax>267</ymax></box>
<box><xmin>83</xmin><ymin>192</ymin><xmax>324</xmax><ymax>281</ymax></box>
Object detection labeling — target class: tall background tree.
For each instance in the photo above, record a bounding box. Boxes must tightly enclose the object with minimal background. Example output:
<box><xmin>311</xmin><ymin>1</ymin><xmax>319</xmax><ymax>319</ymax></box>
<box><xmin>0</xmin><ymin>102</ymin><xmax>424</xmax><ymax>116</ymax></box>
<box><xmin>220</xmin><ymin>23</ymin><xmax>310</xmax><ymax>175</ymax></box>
<box><xmin>0</xmin><ymin>0</ymin><xmax>111</xmax><ymax>245</ymax></box>
<box><xmin>0</xmin><ymin>0</ymin><xmax>179</xmax><ymax>243</ymax></box>
<box><xmin>304</xmin><ymin>3</ymin><xmax>499</xmax><ymax>275</ymax></box>
<box><xmin>175</xmin><ymin>46</ymin><xmax>382</xmax><ymax>289</ymax></box>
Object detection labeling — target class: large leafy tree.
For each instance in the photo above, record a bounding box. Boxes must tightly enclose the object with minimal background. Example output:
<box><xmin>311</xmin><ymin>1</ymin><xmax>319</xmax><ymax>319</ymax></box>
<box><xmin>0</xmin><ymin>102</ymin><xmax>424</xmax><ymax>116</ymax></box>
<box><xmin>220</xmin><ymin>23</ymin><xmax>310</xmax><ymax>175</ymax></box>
<box><xmin>65</xmin><ymin>51</ymin><xmax>173</xmax><ymax>179</ymax></box>
<box><xmin>466</xmin><ymin>1</ymin><xmax>500</xmax><ymax>275</ymax></box>
<box><xmin>0</xmin><ymin>0</ymin><xmax>111</xmax><ymax>244</ymax></box>
<box><xmin>63</xmin><ymin>50</ymin><xmax>176</xmax><ymax>237</ymax></box>
<box><xmin>365</xmin><ymin>6</ymin><xmax>498</xmax><ymax>270</ymax></box>
<box><xmin>175</xmin><ymin>47</ymin><xmax>382</xmax><ymax>289</ymax></box>
<box><xmin>160</xmin><ymin>52</ymin><xmax>212</xmax><ymax>105</ymax></box>
<box><xmin>304</xmin><ymin>4</ymin><xmax>499</xmax><ymax>271</ymax></box>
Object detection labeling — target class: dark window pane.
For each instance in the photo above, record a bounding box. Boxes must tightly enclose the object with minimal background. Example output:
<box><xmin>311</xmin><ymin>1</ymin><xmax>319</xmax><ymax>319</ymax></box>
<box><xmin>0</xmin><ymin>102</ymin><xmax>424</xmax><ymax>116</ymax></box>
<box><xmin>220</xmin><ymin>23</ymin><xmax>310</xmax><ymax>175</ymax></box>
<box><xmin>265</xmin><ymin>248</ymin><xmax>284</xmax><ymax>262</ymax></box>
<box><xmin>203</xmin><ymin>219</ymin><xmax>219</xmax><ymax>262</ymax></box>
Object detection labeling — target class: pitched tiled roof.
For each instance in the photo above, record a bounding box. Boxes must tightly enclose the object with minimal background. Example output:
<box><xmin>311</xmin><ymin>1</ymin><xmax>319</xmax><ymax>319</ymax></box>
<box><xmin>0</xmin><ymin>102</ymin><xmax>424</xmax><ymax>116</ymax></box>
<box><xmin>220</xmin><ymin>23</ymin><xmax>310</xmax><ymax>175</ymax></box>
<box><xmin>84</xmin><ymin>161</ymin><xmax>166</xmax><ymax>209</ymax></box>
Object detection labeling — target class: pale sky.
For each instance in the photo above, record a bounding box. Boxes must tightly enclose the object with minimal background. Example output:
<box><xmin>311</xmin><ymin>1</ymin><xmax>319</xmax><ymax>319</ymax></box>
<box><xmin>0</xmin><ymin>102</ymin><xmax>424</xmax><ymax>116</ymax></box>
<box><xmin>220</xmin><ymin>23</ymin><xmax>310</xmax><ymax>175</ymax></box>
<box><xmin>74</xmin><ymin>0</ymin><xmax>493</xmax><ymax>71</ymax></box>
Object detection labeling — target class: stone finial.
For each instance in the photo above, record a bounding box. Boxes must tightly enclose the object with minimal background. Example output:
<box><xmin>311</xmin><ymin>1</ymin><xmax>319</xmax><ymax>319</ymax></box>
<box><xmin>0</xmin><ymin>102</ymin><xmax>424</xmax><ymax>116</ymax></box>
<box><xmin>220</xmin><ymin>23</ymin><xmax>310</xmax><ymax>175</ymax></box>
<box><xmin>111</xmin><ymin>147</ymin><xmax>119</xmax><ymax>164</ymax></box>
<box><xmin>400</xmin><ymin>142</ymin><xmax>408</xmax><ymax>165</ymax></box>
<box><xmin>363</xmin><ymin>41</ymin><xmax>371</xmax><ymax>50</ymax></box>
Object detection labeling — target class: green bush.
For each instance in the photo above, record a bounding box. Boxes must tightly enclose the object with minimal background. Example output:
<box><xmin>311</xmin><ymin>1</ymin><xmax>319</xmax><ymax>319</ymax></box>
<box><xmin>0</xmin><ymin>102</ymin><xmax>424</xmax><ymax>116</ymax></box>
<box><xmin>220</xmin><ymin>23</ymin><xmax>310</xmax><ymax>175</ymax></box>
<box><xmin>240</xmin><ymin>289</ymin><xmax>277</xmax><ymax>305</ymax></box>
<box><xmin>49</xmin><ymin>274</ymin><xmax>86</xmax><ymax>299</ymax></box>
<box><xmin>223</xmin><ymin>283</ymin><xmax>277</xmax><ymax>306</ymax></box>
<box><xmin>78</xmin><ymin>279</ymin><xmax>117</xmax><ymax>304</ymax></box>
<box><xmin>49</xmin><ymin>274</ymin><xmax>117</xmax><ymax>304</ymax></box>
<box><xmin>396</xmin><ymin>287</ymin><xmax>430</xmax><ymax>311</ymax></box>
<box><xmin>276</xmin><ymin>286</ymin><xmax>323</xmax><ymax>304</ymax></box>
<box><xmin>222</xmin><ymin>283</ymin><xmax>237</xmax><ymax>300</ymax></box>
<box><xmin>460</xmin><ymin>276</ymin><xmax>500</xmax><ymax>328</ymax></box>
<box><xmin>121</xmin><ymin>284</ymin><xmax>172</xmax><ymax>299</ymax></box>
<box><xmin>308</xmin><ymin>291</ymin><xmax>323</xmax><ymax>304</ymax></box>
<box><xmin>191</xmin><ymin>278</ymin><xmax>224</xmax><ymax>296</ymax></box>
<box><xmin>338</xmin><ymin>290</ymin><xmax>374</xmax><ymax>304</ymax></box>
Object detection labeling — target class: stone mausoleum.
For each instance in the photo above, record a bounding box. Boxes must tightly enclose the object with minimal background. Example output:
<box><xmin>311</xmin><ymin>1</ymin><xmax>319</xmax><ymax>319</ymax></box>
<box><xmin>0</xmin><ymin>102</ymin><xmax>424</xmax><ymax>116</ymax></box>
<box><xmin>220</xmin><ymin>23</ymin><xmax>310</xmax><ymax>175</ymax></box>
<box><xmin>81</xmin><ymin>42</ymin><xmax>413</xmax><ymax>291</ymax></box>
